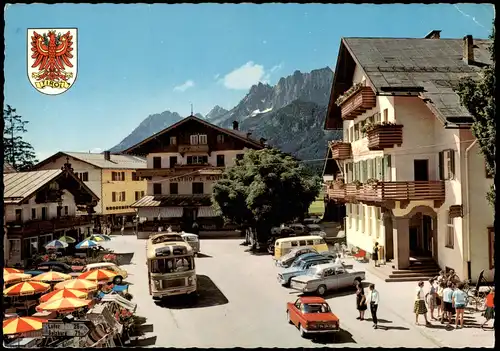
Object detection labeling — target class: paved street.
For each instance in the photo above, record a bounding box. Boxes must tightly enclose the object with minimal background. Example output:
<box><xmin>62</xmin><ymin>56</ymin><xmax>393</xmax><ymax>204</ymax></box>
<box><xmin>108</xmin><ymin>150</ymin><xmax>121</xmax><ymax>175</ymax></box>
<box><xmin>103</xmin><ymin>235</ymin><xmax>494</xmax><ymax>348</ymax></box>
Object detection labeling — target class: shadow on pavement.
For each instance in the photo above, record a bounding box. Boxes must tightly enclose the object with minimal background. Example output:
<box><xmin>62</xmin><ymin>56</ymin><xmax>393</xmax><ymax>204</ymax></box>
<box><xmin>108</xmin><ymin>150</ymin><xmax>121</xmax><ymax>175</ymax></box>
<box><xmin>244</xmin><ymin>248</ymin><xmax>271</xmax><ymax>256</ymax></box>
<box><xmin>377</xmin><ymin>325</ymin><xmax>410</xmax><ymax>331</ymax></box>
<box><xmin>154</xmin><ymin>275</ymin><xmax>228</xmax><ymax>309</ymax></box>
<box><xmin>364</xmin><ymin>318</ymin><xmax>392</xmax><ymax>324</ymax></box>
<box><xmin>196</xmin><ymin>253</ymin><xmax>212</xmax><ymax>258</ymax></box>
<box><xmin>310</xmin><ymin>329</ymin><xmax>356</xmax><ymax>344</ymax></box>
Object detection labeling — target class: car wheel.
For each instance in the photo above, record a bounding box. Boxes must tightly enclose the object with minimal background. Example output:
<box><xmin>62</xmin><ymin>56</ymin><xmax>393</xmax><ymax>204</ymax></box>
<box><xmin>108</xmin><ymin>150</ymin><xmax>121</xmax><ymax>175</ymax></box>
<box><xmin>299</xmin><ymin>324</ymin><xmax>307</xmax><ymax>338</ymax></box>
<box><xmin>286</xmin><ymin>311</ymin><xmax>292</xmax><ymax>324</ymax></box>
<box><xmin>113</xmin><ymin>276</ymin><xmax>123</xmax><ymax>285</ymax></box>
<box><xmin>317</xmin><ymin>285</ymin><xmax>327</xmax><ymax>296</ymax></box>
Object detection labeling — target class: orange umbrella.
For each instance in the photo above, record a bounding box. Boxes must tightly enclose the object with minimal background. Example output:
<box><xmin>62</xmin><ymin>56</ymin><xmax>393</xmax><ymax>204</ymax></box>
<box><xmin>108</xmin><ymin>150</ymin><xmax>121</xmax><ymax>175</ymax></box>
<box><xmin>4</xmin><ymin>273</ymin><xmax>32</xmax><ymax>285</ymax></box>
<box><xmin>3</xmin><ymin>316</ymin><xmax>47</xmax><ymax>335</ymax></box>
<box><xmin>36</xmin><ymin>297</ymin><xmax>92</xmax><ymax>313</ymax></box>
<box><xmin>78</xmin><ymin>269</ymin><xmax>117</xmax><ymax>283</ymax></box>
<box><xmin>4</xmin><ymin>268</ymin><xmax>23</xmax><ymax>275</ymax></box>
<box><xmin>4</xmin><ymin>281</ymin><xmax>51</xmax><ymax>296</ymax></box>
<box><xmin>54</xmin><ymin>279</ymin><xmax>98</xmax><ymax>292</ymax></box>
<box><xmin>32</xmin><ymin>271</ymin><xmax>72</xmax><ymax>283</ymax></box>
<box><xmin>40</xmin><ymin>288</ymin><xmax>88</xmax><ymax>303</ymax></box>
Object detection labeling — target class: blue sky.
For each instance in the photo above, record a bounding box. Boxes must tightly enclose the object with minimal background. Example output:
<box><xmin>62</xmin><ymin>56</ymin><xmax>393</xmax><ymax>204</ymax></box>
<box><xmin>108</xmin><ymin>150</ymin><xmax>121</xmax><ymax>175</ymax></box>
<box><xmin>4</xmin><ymin>3</ymin><xmax>494</xmax><ymax>160</ymax></box>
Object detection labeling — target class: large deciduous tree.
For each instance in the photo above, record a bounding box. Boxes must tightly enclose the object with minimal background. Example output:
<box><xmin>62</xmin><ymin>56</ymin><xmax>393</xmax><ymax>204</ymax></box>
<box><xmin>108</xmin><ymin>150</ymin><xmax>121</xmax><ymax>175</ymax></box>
<box><xmin>3</xmin><ymin>105</ymin><xmax>38</xmax><ymax>171</ymax></box>
<box><xmin>212</xmin><ymin>148</ymin><xmax>322</xmax><ymax>244</ymax></box>
<box><xmin>456</xmin><ymin>26</ymin><xmax>495</xmax><ymax>208</ymax></box>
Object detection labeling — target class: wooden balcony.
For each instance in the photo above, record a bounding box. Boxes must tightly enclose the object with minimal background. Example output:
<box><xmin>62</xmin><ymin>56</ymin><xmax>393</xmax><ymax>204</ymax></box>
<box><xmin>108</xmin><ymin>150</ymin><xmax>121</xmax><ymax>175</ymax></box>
<box><xmin>137</xmin><ymin>165</ymin><xmax>223</xmax><ymax>178</ymax></box>
<box><xmin>6</xmin><ymin>216</ymin><xmax>92</xmax><ymax>237</ymax></box>
<box><xmin>339</xmin><ymin>87</ymin><xmax>376</xmax><ymax>120</ymax></box>
<box><xmin>178</xmin><ymin>144</ymin><xmax>209</xmax><ymax>154</ymax></box>
<box><xmin>367</xmin><ymin>124</ymin><xmax>404</xmax><ymax>150</ymax></box>
<box><xmin>326</xmin><ymin>186</ymin><xmax>346</xmax><ymax>202</ymax></box>
<box><xmin>329</xmin><ymin>142</ymin><xmax>352</xmax><ymax>160</ymax></box>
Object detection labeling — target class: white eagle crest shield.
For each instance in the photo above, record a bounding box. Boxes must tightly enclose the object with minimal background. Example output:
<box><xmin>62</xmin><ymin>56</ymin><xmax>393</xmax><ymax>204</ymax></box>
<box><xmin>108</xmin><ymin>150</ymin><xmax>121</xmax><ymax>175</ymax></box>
<box><xmin>27</xmin><ymin>28</ymin><xmax>78</xmax><ymax>95</ymax></box>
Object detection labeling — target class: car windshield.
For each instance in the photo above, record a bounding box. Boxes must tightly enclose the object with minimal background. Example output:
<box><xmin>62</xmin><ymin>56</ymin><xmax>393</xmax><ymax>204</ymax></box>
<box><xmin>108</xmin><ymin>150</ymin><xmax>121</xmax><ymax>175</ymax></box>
<box><xmin>302</xmin><ymin>303</ymin><xmax>331</xmax><ymax>313</ymax></box>
<box><xmin>151</xmin><ymin>257</ymin><xmax>194</xmax><ymax>274</ymax></box>
<box><xmin>292</xmin><ymin>259</ymin><xmax>307</xmax><ymax>268</ymax></box>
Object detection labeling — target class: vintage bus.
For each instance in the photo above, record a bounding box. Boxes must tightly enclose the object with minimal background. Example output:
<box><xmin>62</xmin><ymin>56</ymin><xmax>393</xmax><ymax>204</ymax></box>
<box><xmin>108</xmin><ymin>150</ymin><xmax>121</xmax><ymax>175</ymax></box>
<box><xmin>146</xmin><ymin>233</ymin><xmax>197</xmax><ymax>299</ymax></box>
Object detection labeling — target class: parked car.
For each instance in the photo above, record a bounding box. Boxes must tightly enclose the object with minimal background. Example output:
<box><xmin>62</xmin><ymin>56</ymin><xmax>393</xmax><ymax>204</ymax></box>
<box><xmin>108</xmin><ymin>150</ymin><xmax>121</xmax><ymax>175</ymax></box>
<box><xmin>277</xmin><ymin>254</ymin><xmax>333</xmax><ymax>286</ymax></box>
<box><xmin>306</xmin><ymin>224</ymin><xmax>322</xmax><ymax>233</ymax></box>
<box><xmin>276</xmin><ymin>247</ymin><xmax>318</xmax><ymax>268</ymax></box>
<box><xmin>304</xmin><ymin>217</ymin><xmax>321</xmax><ymax>225</ymax></box>
<box><xmin>181</xmin><ymin>232</ymin><xmax>200</xmax><ymax>254</ymax></box>
<box><xmin>286</xmin><ymin>296</ymin><xmax>340</xmax><ymax>338</ymax></box>
<box><xmin>309</xmin><ymin>230</ymin><xmax>327</xmax><ymax>238</ymax></box>
<box><xmin>81</xmin><ymin>262</ymin><xmax>128</xmax><ymax>284</ymax></box>
<box><xmin>290</xmin><ymin>263</ymin><xmax>365</xmax><ymax>296</ymax></box>
<box><xmin>28</xmin><ymin>261</ymin><xmax>82</xmax><ymax>277</ymax></box>
<box><xmin>289</xmin><ymin>223</ymin><xmax>308</xmax><ymax>236</ymax></box>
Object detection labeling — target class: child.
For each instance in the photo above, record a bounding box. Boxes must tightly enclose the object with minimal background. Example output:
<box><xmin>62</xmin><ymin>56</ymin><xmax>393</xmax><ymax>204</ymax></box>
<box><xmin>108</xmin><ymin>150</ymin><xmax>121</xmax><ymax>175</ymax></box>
<box><xmin>481</xmin><ymin>288</ymin><xmax>495</xmax><ymax>328</ymax></box>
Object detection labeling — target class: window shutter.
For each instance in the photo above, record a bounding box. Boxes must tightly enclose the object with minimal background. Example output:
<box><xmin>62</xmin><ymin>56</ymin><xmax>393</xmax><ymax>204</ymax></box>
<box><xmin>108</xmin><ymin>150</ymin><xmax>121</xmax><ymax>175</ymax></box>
<box><xmin>367</xmin><ymin>159</ymin><xmax>373</xmax><ymax>179</ymax></box>
<box><xmin>449</xmin><ymin>150</ymin><xmax>455</xmax><ymax>179</ymax></box>
<box><xmin>438</xmin><ymin>151</ymin><xmax>444</xmax><ymax>180</ymax></box>
<box><xmin>376</xmin><ymin>157</ymin><xmax>383</xmax><ymax>180</ymax></box>
<box><xmin>363</xmin><ymin>160</ymin><xmax>368</xmax><ymax>182</ymax></box>
<box><xmin>112</xmin><ymin>192</ymin><xmax>116</xmax><ymax>202</ymax></box>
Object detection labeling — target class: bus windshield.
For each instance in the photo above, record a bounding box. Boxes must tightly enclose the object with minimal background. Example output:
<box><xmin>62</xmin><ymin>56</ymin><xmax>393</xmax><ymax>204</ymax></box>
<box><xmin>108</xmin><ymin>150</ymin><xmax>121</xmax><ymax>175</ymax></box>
<box><xmin>150</xmin><ymin>256</ymin><xmax>194</xmax><ymax>274</ymax></box>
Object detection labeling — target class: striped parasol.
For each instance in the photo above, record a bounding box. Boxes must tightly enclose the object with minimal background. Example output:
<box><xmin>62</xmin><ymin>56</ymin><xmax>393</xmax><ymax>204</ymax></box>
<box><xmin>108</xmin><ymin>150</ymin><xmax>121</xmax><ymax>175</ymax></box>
<box><xmin>36</xmin><ymin>297</ymin><xmax>92</xmax><ymax>313</ymax></box>
<box><xmin>4</xmin><ymin>268</ymin><xmax>23</xmax><ymax>275</ymax></box>
<box><xmin>31</xmin><ymin>271</ymin><xmax>72</xmax><ymax>283</ymax></box>
<box><xmin>4</xmin><ymin>281</ymin><xmax>51</xmax><ymax>296</ymax></box>
<box><xmin>54</xmin><ymin>278</ymin><xmax>98</xmax><ymax>292</ymax></box>
<box><xmin>3</xmin><ymin>316</ymin><xmax>47</xmax><ymax>335</ymax></box>
<box><xmin>58</xmin><ymin>235</ymin><xmax>76</xmax><ymax>244</ymax></box>
<box><xmin>40</xmin><ymin>288</ymin><xmax>88</xmax><ymax>303</ymax></box>
<box><xmin>45</xmin><ymin>239</ymin><xmax>69</xmax><ymax>250</ymax></box>
<box><xmin>96</xmin><ymin>234</ymin><xmax>112</xmax><ymax>241</ymax></box>
<box><xmin>4</xmin><ymin>273</ymin><xmax>32</xmax><ymax>285</ymax></box>
<box><xmin>84</xmin><ymin>235</ymin><xmax>104</xmax><ymax>242</ymax></box>
<box><xmin>75</xmin><ymin>239</ymin><xmax>99</xmax><ymax>249</ymax></box>
<box><xmin>78</xmin><ymin>269</ymin><xmax>117</xmax><ymax>283</ymax></box>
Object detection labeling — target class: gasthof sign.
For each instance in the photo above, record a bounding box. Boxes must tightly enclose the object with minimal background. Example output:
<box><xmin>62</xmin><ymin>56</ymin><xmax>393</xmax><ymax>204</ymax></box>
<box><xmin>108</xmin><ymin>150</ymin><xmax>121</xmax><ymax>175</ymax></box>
<box><xmin>42</xmin><ymin>321</ymin><xmax>90</xmax><ymax>337</ymax></box>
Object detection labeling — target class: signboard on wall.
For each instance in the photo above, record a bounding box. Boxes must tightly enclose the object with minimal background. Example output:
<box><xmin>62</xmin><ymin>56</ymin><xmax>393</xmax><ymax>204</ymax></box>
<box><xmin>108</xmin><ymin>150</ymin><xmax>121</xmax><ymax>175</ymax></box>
<box><xmin>170</xmin><ymin>175</ymin><xmax>222</xmax><ymax>182</ymax></box>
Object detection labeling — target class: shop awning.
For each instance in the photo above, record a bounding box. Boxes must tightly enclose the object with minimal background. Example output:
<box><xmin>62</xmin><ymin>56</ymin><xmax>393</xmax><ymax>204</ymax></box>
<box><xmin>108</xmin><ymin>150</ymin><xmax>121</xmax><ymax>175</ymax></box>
<box><xmin>138</xmin><ymin>207</ymin><xmax>183</xmax><ymax>218</ymax></box>
<box><xmin>197</xmin><ymin>206</ymin><xmax>218</xmax><ymax>218</ymax></box>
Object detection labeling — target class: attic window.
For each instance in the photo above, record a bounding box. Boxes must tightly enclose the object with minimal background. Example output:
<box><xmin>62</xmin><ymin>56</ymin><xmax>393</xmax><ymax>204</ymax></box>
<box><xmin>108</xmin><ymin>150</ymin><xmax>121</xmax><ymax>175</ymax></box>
<box><xmin>217</xmin><ymin>135</ymin><xmax>224</xmax><ymax>144</ymax></box>
<box><xmin>169</xmin><ymin>136</ymin><xmax>177</xmax><ymax>145</ymax></box>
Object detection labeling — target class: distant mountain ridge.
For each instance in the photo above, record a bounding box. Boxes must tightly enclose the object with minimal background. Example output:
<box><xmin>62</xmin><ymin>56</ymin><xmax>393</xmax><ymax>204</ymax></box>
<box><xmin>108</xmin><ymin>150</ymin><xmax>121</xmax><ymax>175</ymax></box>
<box><xmin>109</xmin><ymin>67</ymin><xmax>339</xmax><ymax>170</ymax></box>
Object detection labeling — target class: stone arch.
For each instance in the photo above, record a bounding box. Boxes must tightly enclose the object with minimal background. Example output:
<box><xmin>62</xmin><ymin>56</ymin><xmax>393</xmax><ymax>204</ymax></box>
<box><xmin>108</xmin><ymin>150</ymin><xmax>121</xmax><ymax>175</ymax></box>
<box><xmin>400</xmin><ymin>205</ymin><xmax>437</xmax><ymax>220</ymax></box>
<box><xmin>401</xmin><ymin>205</ymin><xmax>438</xmax><ymax>263</ymax></box>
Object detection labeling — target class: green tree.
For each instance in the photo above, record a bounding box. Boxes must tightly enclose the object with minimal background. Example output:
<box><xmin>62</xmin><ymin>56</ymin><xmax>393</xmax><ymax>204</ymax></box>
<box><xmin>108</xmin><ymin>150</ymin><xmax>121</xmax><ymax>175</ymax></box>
<box><xmin>3</xmin><ymin>104</ymin><xmax>38</xmax><ymax>171</ymax></box>
<box><xmin>212</xmin><ymin>148</ymin><xmax>322</xmax><ymax>244</ymax></box>
<box><xmin>456</xmin><ymin>26</ymin><xmax>495</xmax><ymax>207</ymax></box>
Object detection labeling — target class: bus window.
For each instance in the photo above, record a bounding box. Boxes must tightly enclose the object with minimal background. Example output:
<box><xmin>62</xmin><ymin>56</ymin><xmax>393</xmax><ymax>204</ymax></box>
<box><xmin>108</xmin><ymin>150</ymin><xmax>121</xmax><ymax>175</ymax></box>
<box><xmin>291</xmin><ymin>241</ymin><xmax>298</xmax><ymax>247</ymax></box>
<box><xmin>319</xmin><ymin>239</ymin><xmax>326</xmax><ymax>245</ymax></box>
<box><xmin>313</xmin><ymin>239</ymin><xmax>320</xmax><ymax>245</ymax></box>
<box><xmin>151</xmin><ymin>257</ymin><xmax>194</xmax><ymax>273</ymax></box>
<box><xmin>299</xmin><ymin>240</ymin><xmax>306</xmax><ymax>246</ymax></box>
<box><xmin>306</xmin><ymin>240</ymin><xmax>314</xmax><ymax>246</ymax></box>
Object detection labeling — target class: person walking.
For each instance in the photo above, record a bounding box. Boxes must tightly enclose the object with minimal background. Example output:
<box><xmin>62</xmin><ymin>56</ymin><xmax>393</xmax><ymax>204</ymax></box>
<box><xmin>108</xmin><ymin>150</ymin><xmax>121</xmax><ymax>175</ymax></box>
<box><xmin>368</xmin><ymin>284</ymin><xmax>380</xmax><ymax>329</ymax></box>
<box><xmin>441</xmin><ymin>281</ymin><xmax>454</xmax><ymax>325</ymax></box>
<box><xmin>120</xmin><ymin>225</ymin><xmax>125</xmax><ymax>236</ymax></box>
<box><xmin>414</xmin><ymin>281</ymin><xmax>430</xmax><ymax>326</ymax></box>
<box><xmin>335</xmin><ymin>254</ymin><xmax>342</xmax><ymax>265</ymax></box>
<box><xmin>372</xmin><ymin>242</ymin><xmax>379</xmax><ymax>267</ymax></box>
<box><xmin>355</xmin><ymin>281</ymin><xmax>367</xmax><ymax>320</ymax></box>
<box><xmin>481</xmin><ymin>288</ymin><xmax>495</xmax><ymax>328</ymax></box>
<box><xmin>427</xmin><ymin>278</ymin><xmax>438</xmax><ymax>320</ymax></box>
<box><xmin>452</xmin><ymin>282</ymin><xmax>468</xmax><ymax>329</ymax></box>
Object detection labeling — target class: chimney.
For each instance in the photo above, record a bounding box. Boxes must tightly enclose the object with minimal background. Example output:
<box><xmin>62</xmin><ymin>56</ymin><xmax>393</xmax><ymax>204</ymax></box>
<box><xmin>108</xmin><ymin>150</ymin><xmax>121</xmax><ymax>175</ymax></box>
<box><xmin>424</xmin><ymin>30</ymin><xmax>441</xmax><ymax>39</ymax></box>
<box><xmin>232</xmin><ymin>121</ymin><xmax>239</xmax><ymax>131</ymax></box>
<box><xmin>463</xmin><ymin>35</ymin><xmax>474</xmax><ymax>64</ymax></box>
<box><xmin>104</xmin><ymin>151</ymin><xmax>111</xmax><ymax>161</ymax></box>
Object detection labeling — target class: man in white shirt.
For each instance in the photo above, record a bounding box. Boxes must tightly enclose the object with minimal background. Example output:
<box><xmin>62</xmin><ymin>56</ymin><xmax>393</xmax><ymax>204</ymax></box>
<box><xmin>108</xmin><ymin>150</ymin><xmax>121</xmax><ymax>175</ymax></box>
<box><xmin>334</xmin><ymin>254</ymin><xmax>342</xmax><ymax>265</ymax></box>
<box><xmin>369</xmin><ymin>283</ymin><xmax>380</xmax><ymax>329</ymax></box>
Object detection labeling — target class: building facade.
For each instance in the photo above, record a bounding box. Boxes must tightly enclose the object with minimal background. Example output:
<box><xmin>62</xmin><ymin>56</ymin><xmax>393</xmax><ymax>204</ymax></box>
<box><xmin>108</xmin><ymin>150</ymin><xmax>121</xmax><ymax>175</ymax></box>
<box><xmin>31</xmin><ymin>151</ymin><xmax>147</xmax><ymax>231</ymax></box>
<box><xmin>4</xmin><ymin>162</ymin><xmax>99</xmax><ymax>266</ymax></box>
<box><xmin>324</xmin><ymin>31</ymin><xmax>494</xmax><ymax>281</ymax></box>
<box><xmin>124</xmin><ymin>115</ymin><xmax>265</xmax><ymax>237</ymax></box>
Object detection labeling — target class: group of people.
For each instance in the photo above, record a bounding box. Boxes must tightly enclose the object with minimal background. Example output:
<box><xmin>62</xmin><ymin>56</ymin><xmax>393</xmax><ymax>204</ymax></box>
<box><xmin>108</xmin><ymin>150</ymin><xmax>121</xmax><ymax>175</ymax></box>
<box><xmin>415</xmin><ymin>279</ymin><xmax>495</xmax><ymax>329</ymax></box>
<box><xmin>355</xmin><ymin>281</ymin><xmax>380</xmax><ymax>329</ymax></box>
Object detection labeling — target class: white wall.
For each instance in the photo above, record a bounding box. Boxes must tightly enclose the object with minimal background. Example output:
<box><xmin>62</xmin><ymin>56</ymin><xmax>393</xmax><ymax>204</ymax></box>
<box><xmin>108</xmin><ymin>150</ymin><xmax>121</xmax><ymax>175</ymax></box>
<box><xmin>35</xmin><ymin>156</ymin><xmax>103</xmax><ymax>214</ymax></box>
<box><xmin>345</xmin><ymin>204</ymin><xmax>384</xmax><ymax>253</ymax></box>
<box><xmin>146</xmin><ymin>149</ymin><xmax>248</xmax><ymax>169</ymax></box>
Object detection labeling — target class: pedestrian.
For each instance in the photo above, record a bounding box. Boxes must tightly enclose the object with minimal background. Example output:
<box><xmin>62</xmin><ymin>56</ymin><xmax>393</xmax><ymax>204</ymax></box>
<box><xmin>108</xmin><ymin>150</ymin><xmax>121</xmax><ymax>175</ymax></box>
<box><xmin>441</xmin><ymin>281</ymin><xmax>454</xmax><ymax>325</ymax></box>
<box><xmin>414</xmin><ymin>281</ymin><xmax>430</xmax><ymax>326</ymax></box>
<box><xmin>355</xmin><ymin>280</ymin><xmax>367</xmax><ymax>320</ymax></box>
<box><xmin>372</xmin><ymin>242</ymin><xmax>379</xmax><ymax>267</ymax></box>
<box><xmin>436</xmin><ymin>281</ymin><xmax>444</xmax><ymax>320</ymax></box>
<box><xmin>452</xmin><ymin>282</ymin><xmax>468</xmax><ymax>329</ymax></box>
<box><xmin>368</xmin><ymin>283</ymin><xmax>379</xmax><ymax>329</ymax></box>
<box><xmin>427</xmin><ymin>278</ymin><xmax>438</xmax><ymax>320</ymax></box>
<box><xmin>335</xmin><ymin>254</ymin><xmax>342</xmax><ymax>265</ymax></box>
<box><xmin>121</xmin><ymin>226</ymin><xmax>125</xmax><ymax>236</ymax></box>
<box><xmin>481</xmin><ymin>287</ymin><xmax>495</xmax><ymax>328</ymax></box>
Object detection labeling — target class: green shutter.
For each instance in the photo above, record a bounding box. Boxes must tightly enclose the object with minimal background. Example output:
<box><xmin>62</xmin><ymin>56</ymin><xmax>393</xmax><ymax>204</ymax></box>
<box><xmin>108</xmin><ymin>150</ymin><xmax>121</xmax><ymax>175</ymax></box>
<box><xmin>449</xmin><ymin>150</ymin><xmax>455</xmax><ymax>179</ymax></box>
<box><xmin>376</xmin><ymin>157</ymin><xmax>382</xmax><ymax>180</ymax></box>
<box><xmin>367</xmin><ymin>159</ymin><xmax>373</xmax><ymax>179</ymax></box>
<box><xmin>439</xmin><ymin>151</ymin><xmax>444</xmax><ymax>180</ymax></box>
<box><xmin>384</xmin><ymin>155</ymin><xmax>392</xmax><ymax>181</ymax></box>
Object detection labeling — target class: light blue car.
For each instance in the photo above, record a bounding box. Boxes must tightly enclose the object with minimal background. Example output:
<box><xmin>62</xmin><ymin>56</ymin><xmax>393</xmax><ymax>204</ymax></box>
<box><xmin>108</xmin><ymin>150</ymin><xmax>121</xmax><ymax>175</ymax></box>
<box><xmin>277</xmin><ymin>254</ymin><xmax>333</xmax><ymax>286</ymax></box>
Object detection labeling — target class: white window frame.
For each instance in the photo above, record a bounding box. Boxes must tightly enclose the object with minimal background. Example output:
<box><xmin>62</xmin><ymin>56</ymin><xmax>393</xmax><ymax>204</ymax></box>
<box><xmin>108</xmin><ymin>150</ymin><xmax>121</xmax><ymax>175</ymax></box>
<box><xmin>190</xmin><ymin>135</ymin><xmax>199</xmax><ymax>145</ymax></box>
<box><xmin>170</xmin><ymin>136</ymin><xmax>177</xmax><ymax>145</ymax></box>
<box><xmin>446</xmin><ymin>212</ymin><xmax>454</xmax><ymax>248</ymax></box>
<box><xmin>375</xmin><ymin>207</ymin><xmax>381</xmax><ymax>238</ymax></box>
<box><xmin>198</xmin><ymin>134</ymin><xmax>208</xmax><ymax>145</ymax></box>
<box><xmin>443</xmin><ymin>150</ymin><xmax>455</xmax><ymax>180</ymax></box>
<box><xmin>367</xmin><ymin>206</ymin><xmax>372</xmax><ymax>236</ymax></box>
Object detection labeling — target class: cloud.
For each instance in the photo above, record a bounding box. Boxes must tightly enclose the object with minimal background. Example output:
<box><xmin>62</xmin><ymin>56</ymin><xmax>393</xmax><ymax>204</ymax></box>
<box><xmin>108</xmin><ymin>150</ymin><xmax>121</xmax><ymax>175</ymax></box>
<box><xmin>221</xmin><ymin>61</ymin><xmax>287</xmax><ymax>90</ymax></box>
<box><xmin>90</xmin><ymin>148</ymin><xmax>103</xmax><ymax>153</ymax></box>
<box><xmin>453</xmin><ymin>4</ymin><xmax>486</xmax><ymax>29</ymax></box>
<box><xmin>173</xmin><ymin>80</ymin><xmax>195</xmax><ymax>92</ymax></box>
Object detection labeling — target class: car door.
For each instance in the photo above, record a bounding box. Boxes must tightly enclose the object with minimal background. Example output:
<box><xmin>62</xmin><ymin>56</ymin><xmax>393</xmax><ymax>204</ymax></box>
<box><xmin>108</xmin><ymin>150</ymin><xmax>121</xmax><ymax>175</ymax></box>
<box><xmin>290</xmin><ymin>299</ymin><xmax>302</xmax><ymax>326</ymax></box>
<box><xmin>323</xmin><ymin>268</ymin><xmax>339</xmax><ymax>291</ymax></box>
<box><xmin>335</xmin><ymin>268</ymin><xmax>353</xmax><ymax>289</ymax></box>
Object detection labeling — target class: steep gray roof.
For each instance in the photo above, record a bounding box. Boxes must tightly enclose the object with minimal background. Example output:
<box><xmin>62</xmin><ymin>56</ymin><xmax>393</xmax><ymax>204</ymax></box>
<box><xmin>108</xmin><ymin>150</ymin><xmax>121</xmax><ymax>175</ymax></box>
<box><xmin>4</xmin><ymin>169</ymin><xmax>63</xmax><ymax>203</ymax></box>
<box><xmin>343</xmin><ymin>37</ymin><xmax>492</xmax><ymax>126</ymax></box>
<box><xmin>62</xmin><ymin>152</ymin><xmax>147</xmax><ymax>169</ymax></box>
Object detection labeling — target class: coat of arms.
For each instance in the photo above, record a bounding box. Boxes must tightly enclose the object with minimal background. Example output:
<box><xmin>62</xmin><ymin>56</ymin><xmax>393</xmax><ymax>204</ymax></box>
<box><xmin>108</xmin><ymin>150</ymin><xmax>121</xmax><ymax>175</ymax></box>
<box><xmin>27</xmin><ymin>28</ymin><xmax>78</xmax><ymax>95</ymax></box>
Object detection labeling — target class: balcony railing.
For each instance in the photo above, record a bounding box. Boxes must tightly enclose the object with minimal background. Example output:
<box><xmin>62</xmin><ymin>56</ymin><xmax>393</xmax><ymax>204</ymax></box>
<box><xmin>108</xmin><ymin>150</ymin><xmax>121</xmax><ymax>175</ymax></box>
<box><xmin>339</xmin><ymin>87</ymin><xmax>376</xmax><ymax>120</ymax></box>
<box><xmin>329</xmin><ymin>141</ymin><xmax>352</xmax><ymax>160</ymax></box>
<box><xmin>6</xmin><ymin>216</ymin><xmax>92</xmax><ymax>236</ymax></box>
<box><xmin>178</xmin><ymin>144</ymin><xmax>209</xmax><ymax>154</ymax></box>
<box><xmin>367</xmin><ymin>124</ymin><xmax>404</xmax><ymax>150</ymax></box>
<box><xmin>137</xmin><ymin>165</ymin><xmax>224</xmax><ymax>178</ymax></box>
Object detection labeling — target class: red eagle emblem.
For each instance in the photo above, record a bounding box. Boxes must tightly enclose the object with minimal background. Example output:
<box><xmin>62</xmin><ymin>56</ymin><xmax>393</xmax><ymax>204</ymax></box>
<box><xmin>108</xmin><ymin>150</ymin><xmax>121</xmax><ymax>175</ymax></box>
<box><xmin>30</xmin><ymin>30</ymin><xmax>74</xmax><ymax>82</ymax></box>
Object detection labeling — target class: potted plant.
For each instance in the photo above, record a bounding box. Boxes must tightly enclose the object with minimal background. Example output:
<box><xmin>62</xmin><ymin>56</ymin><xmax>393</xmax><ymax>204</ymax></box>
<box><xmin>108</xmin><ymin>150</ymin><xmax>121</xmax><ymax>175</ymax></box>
<box><xmin>334</xmin><ymin>179</ymin><xmax>346</xmax><ymax>189</ymax></box>
<box><xmin>352</xmin><ymin>180</ymin><xmax>362</xmax><ymax>189</ymax></box>
<box><xmin>335</xmin><ymin>82</ymin><xmax>364</xmax><ymax>106</ymax></box>
<box><xmin>365</xmin><ymin>178</ymin><xmax>380</xmax><ymax>187</ymax></box>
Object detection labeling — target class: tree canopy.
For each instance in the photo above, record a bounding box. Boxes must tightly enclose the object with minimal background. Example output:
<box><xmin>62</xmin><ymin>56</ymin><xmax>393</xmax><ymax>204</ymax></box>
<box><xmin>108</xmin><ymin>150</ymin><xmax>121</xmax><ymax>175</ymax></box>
<box><xmin>212</xmin><ymin>148</ymin><xmax>322</xmax><ymax>242</ymax></box>
<box><xmin>456</xmin><ymin>25</ymin><xmax>495</xmax><ymax>207</ymax></box>
<box><xmin>3</xmin><ymin>105</ymin><xmax>38</xmax><ymax>171</ymax></box>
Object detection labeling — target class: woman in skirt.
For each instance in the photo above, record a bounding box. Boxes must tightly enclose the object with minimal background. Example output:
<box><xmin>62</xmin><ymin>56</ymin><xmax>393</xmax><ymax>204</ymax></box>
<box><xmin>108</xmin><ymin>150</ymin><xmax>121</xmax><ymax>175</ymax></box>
<box><xmin>355</xmin><ymin>280</ymin><xmax>367</xmax><ymax>320</ymax></box>
<box><xmin>481</xmin><ymin>288</ymin><xmax>495</xmax><ymax>328</ymax></box>
<box><xmin>427</xmin><ymin>278</ymin><xmax>438</xmax><ymax>320</ymax></box>
<box><xmin>414</xmin><ymin>281</ymin><xmax>430</xmax><ymax>326</ymax></box>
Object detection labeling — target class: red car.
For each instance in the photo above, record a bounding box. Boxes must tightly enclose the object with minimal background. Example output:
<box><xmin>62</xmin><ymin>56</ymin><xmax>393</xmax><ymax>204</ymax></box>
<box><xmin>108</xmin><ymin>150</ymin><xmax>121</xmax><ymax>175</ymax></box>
<box><xmin>286</xmin><ymin>296</ymin><xmax>339</xmax><ymax>337</ymax></box>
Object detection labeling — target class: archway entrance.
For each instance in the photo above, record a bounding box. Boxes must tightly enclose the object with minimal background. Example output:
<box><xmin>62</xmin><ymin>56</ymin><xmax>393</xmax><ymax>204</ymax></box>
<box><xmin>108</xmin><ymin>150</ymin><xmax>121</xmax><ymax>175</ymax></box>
<box><xmin>408</xmin><ymin>212</ymin><xmax>436</xmax><ymax>259</ymax></box>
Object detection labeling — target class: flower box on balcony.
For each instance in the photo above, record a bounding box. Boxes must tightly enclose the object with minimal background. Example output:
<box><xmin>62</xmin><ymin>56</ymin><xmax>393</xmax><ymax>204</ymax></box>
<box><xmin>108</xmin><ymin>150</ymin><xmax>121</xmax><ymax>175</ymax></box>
<box><xmin>329</xmin><ymin>142</ymin><xmax>352</xmax><ymax>160</ymax></box>
<box><xmin>363</xmin><ymin>122</ymin><xmax>404</xmax><ymax>151</ymax></box>
<box><xmin>337</xmin><ymin>86</ymin><xmax>376</xmax><ymax>120</ymax></box>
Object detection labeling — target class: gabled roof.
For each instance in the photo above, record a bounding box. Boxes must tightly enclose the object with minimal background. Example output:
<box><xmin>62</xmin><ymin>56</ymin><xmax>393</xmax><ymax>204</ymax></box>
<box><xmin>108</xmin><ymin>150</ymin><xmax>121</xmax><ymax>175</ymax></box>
<box><xmin>132</xmin><ymin>194</ymin><xmax>212</xmax><ymax>208</ymax></box>
<box><xmin>123</xmin><ymin>115</ymin><xmax>265</xmax><ymax>154</ymax></box>
<box><xmin>4</xmin><ymin>169</ymin><xmax>99</xmax><ymax>205</ymax></box>
<box><xmin>325</xmin><ymin>36</ymin><xmax>492</xmax><ymax>129</ymax></box>
<box><xmin>32</xmin><ymin>151</ymin><xmax>147</xmax><ymax>170</ymax></box>
<box><xmin>3</xmin><ymin>162</ymin><xmax>17</xmax><ymax>173</ymax></box>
